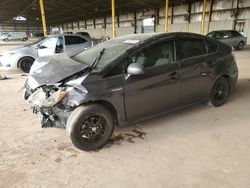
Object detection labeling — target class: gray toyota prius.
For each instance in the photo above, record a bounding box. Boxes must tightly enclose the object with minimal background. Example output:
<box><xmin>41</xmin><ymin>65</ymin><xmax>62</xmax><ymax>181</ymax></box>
<box><xmin>24</xmin><ymin>32</ymin><xmax>238</xmax><ymax>151</ymax></box>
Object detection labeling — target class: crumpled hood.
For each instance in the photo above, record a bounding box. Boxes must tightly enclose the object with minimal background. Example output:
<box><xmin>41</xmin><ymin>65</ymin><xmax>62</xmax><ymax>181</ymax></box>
<box><xmin>27</xmin><ymin>54</ymin><xmax>88</xmax><ymax>89</ymax></box>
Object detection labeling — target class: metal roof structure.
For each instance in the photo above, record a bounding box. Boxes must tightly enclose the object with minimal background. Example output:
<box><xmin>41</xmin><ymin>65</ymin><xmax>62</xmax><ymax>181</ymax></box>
<box><xmin>0</xmin><ymin>0</ymin><xmax>195</xmax><ymax>25</ymax></box>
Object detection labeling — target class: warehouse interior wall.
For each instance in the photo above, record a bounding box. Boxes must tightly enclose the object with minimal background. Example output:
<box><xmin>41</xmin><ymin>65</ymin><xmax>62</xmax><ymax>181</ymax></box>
<box><xmin>56</xmin><ymin>0</ymin><xmax>250</xmax><ymax>44</ymax></box>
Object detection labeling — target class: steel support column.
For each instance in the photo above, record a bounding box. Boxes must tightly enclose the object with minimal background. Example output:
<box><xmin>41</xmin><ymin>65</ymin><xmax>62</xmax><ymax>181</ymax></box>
<box><xmin>39</xmin><ymin>0</ymin><xmax>47</xmax><ymax>36</ymax></box>
<box><xmin>200</xmin><ymin>0</ymin><xmax>207</xmax><ymax>34</ymax></box>
<box><xmin>164</xmin><ymin>0</ymin><xmax>169</xmax><ymax>32</ymax></box>
<box><xmin>111</xmin><ymin>0</ymin><xmax>116</xmax><ymax>38</ymax></box>
<box><xmin>207</xmin><ymin>0</ymin><xmax>214</xmax><ymax>33</ymax></box>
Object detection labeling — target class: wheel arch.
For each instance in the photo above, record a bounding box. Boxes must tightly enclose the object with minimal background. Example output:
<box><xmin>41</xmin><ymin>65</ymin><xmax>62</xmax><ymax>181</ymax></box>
<box><xmin>212</xmin><ymin>74</ymin><xmax>232</xmax><ymax>92</ymax></box>
<box><xmin>82</xmin><ymin>100</ymin><xmax>119</xmax><ymax>124</ymax></box>
<box><xmin>221</xmin><ymin>74</ymin><xmax>233</xmax><ymax>91</ymax></box>
<box><xmin>17</xmin><ymin>56</ymin><xmax>35</xmax><ymax>68</ymax></box>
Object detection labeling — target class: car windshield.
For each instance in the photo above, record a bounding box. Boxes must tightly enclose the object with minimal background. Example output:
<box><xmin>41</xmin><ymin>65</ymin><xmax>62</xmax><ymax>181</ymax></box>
<box><xmin>72</xmin><ymin>37</ymin><xmax>141</xmax><ymax>71</ymax></box>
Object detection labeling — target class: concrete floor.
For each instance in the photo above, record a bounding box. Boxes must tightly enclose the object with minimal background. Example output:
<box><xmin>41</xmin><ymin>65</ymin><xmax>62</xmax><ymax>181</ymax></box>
<box><xmin>0</xmin><ymin>44</ymin><xmax>250</xmax><ymax>188</ymax></box>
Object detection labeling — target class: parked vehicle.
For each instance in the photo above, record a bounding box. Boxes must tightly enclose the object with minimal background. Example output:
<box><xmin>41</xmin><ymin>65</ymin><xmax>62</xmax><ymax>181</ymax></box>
<box><xmin>0</xmin><ymin>34</ymin><xmax>96</xmax><ymax>72</ymax></box>
<box><xmin>206</xmin><ymin>30</ymin><xmax>247</xmax><ymax>50</ymax></box>
<box><xmin>24</xmin><ymin>32</ymin><xmax>238</xmax><ymax>151</ymax></box>
<box><xmin>75</xmin><ymin>32</ymin><xmax>91</xmax><ymax>38</ymax></box>
<box><xmin>0</xmin><ymin>32</ymin><xmax>28</xmax><ymax>42</ymax></box>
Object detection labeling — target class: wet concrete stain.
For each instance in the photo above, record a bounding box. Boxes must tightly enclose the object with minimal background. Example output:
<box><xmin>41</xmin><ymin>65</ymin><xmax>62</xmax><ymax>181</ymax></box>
<box><xmin>105</xmin><ymin>127</ymin><xmax>146</xmax><ymax>148</ymax></box>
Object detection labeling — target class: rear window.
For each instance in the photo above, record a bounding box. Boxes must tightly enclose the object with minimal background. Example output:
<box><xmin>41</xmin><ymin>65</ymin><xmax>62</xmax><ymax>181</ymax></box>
<box><xmin>177</xmin><ymin>38</ymin><xmax>206</xmax><ymax>59</ymax></box>
<box><xmin>205</xmin><ymin>39</ymin><xmax>218</xmax><ymax>53</ymax></box>
<box><xmin>231</xmin><ymin>31</ymin><xmax>242</xmax><ymax>37</ymax></box>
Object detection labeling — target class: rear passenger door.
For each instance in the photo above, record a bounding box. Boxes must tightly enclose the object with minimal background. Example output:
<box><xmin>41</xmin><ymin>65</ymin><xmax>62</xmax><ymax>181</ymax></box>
<box><xmin>176</xmin><ymin>37</ymin><xmax>214</xmax><ymax>105</ymax></box>
<box><xmin>64</xmin><ymin>35</ymin><xmax>91</xmax><ymax>56</ymax></box>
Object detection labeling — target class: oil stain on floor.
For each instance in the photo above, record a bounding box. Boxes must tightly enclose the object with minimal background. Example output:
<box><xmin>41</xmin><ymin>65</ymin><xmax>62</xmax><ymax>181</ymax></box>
<box><xmin>105</xmin><ymin>127</ymin><xmax>147</xmax><ymax>148</ymax></box>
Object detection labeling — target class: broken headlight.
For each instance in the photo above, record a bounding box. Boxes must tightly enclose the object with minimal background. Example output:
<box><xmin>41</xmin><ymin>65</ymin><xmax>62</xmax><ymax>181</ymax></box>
<box><xmin>28</xmin><ymin>86</ymin><xmax>68</xmax><ymax>108</ymax></box>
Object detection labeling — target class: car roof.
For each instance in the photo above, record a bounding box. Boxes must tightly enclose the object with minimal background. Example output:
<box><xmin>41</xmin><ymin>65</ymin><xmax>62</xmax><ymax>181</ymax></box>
<box><xmin>109</xmin><ymin>32</ymin><xmax>204</xmax><ymax>43</ymax></box>
<box><xmin>209</xmin><ymin>30</ymin><xmax>238</xmax><ymax>33</ymax></box>
<box><xmin>46</xmin><ymin>34</ymin><xmax>84</xmax><ymax>37</ymax></box>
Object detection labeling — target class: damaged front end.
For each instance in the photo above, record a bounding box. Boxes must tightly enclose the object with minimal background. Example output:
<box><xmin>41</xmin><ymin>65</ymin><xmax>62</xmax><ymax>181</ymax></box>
<box><xmin>25</xmin><ymin>75</ymin><xmax>88</xmax><ymax>128</ymax></box>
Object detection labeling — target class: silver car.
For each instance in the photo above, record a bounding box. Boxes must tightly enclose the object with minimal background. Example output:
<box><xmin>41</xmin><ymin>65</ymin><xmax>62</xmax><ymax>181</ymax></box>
<box><xmin>0</xmin><ymin>32</ymin><xmax>28</xmax><ymax>42</ymax></box>
<box><xmin>0</xmin><ymin>34</ymin><xmax>97</xmax><ymax>72</ymax></box>
<box><xmin>206</xmin><ymin>30</ymin><xmax>247</xmax><ymax>50</ymax></box>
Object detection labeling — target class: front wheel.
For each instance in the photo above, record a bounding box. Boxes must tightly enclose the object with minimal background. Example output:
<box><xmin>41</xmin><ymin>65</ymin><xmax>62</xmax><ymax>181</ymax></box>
<box><xmin>66</xmin><ymin>104</ymin><xmax>115</xmax><ymax>151</ymax></box>
<box><xmin>19</xmin><ymin>57</ymin><xmax>34</xmax><ymax>73</ymax></box>
<box><xmin>208</xmin><ymin>77</ymin><xmax>230</xmax><ymax>107</ymax></box>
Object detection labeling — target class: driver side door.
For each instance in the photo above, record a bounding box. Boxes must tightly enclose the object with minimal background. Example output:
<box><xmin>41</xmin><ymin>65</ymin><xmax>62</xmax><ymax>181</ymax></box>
<box><xmin>37</xmin><ymin>36</ymin><xmax>59</xmax><ymax>57</ymax></box>
<box><xmin>124</xmin><ymin>40</ymin><xmax>181</xmax><ymax>120</ymax></box>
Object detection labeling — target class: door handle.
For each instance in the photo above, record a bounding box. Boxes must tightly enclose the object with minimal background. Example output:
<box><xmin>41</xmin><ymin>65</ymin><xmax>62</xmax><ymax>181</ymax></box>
<box><xmin>169</xmin><ymin>72</ymin><xmax>179</xmax><ymax>79</ymax></box>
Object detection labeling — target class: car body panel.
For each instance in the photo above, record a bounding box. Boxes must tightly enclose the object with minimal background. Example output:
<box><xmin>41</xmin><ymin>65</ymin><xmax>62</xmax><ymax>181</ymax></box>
<box><xmin>24</xmin><ymin>32</ymin><xmax>238</xmax><ymax>129</ymax></box>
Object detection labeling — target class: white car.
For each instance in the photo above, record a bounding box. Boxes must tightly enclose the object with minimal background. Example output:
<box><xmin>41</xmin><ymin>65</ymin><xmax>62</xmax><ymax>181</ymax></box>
<box><xmin>0</xmin><ymin>34</ymin><xmax>97</xmax><ymax>72</ymax></box>
<box><xmin>0</xmin><ymin>32</ymin><xmax>28</xmax><ymax>42</ymax></box>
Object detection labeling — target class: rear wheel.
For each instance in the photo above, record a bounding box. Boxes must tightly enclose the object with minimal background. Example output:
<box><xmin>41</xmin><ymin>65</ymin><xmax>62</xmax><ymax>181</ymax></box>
<box><xmin>237</xmin><ymin>41</ymin><xmax>244</xmax><ymax>50</ymax></box>
<box><xmin>66</xmin><ymin>104</ymin><xmax>115</xmax><ymax>151</ymax></box>
<box><xmin>208</xmin><ymin>77</ymin><xmax>230</xmax><ymax>107</ymax></box>
<box><xmin>19</xmin><ymin>57</ymin><xmax>34</xmax><ymax>73</ymax></box>
<box><xmin>3</xmin><ymin>38</ymin><xmax>9</xmax><ymax>42</ymax></box>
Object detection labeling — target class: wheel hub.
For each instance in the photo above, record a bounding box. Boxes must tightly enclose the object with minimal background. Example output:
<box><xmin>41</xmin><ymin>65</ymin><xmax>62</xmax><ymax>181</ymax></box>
<box><xmin>80</xmin><ymin>115</ymin><xmax>106</xmax><ymax>142</ymax></box>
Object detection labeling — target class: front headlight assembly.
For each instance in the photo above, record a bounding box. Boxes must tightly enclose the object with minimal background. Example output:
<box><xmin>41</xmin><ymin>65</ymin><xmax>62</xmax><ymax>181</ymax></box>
<box><xmin>28</xmin><ymin>86</ymin><xmax>68</xmax><ymax>108</ymax></box>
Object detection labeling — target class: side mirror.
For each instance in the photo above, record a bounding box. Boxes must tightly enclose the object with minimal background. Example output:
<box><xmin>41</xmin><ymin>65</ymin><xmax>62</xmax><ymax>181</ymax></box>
<box><xmin>37</xmin><ymin>44</ymin><xmax>46</xmax><ymax>49</ymax></box>
<box><xmin>127</xmin><ymin>63</ymin><xmax>145</xmax><ymax>75</ymax></box>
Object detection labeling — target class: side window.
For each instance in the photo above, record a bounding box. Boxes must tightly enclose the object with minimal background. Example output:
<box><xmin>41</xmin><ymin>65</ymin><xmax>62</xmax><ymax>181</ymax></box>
<box><xmin>177</xmin><ymin>38</ymin><xmax>206</xmax><ymax>60</ymax></box>
<box><xmin>65</xmin><ymin>36</ymin><xmax>87</xmax><ymax>45</ymax></box>
<box><xmin>205</xmin><ymin>39</ymin><xmax>218</xmax><ymax>53</ymax></box>
<box><xmin>40</xmin><ymin>37</ymin><xmax>58</xmax><ymax>49</ymax></box>
<box><xmin>105</xmin><ymin>61</ymin><xmax>125</xmax><ymax>77</ymax></box>
<box><xmin>130</xmin><ymin>41</ymin><xmax>174</xmax><ymax>68</ymax></box>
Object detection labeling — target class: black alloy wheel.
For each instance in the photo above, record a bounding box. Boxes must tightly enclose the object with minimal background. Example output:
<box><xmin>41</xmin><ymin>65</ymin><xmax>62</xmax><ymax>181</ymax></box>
<box><xmin>66</xmin><ymin>104</ymin><xmax>115</xmax><ymax>151</ymax></box>
<box><xmin>209</xmin><ymin>77</ymin><xmax>230</xmax><ymax>107</ymax></box>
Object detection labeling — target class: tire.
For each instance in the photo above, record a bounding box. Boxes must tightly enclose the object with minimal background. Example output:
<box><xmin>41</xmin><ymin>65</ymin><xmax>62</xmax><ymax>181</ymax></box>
<box><xmin>208</xmin><ymin>77</ymin><xmax>230</xmax><ymax>107</ymax></box>
<box><xmin>19</xmin><ymin>57</ymin><xmax>34</xmax><ymax>73</ymax></box>
<box><xmin>66</xmin><ymin>104</ymin><xmax>115</xmax><ymax>151</ymax></box>
<box><xmin>237</xmin><ymin>41</ymin><xmax>244</xmax><ymax>50</ymax></box>
<box><xmin>21</xmin><ymin>38</ymin><xmax>27</xmax><ymax>41</ymax></box>
<box><xmin>3</xmin><ymin>38</ymin><xmax>9</xmax><ymax>42</ymax></box>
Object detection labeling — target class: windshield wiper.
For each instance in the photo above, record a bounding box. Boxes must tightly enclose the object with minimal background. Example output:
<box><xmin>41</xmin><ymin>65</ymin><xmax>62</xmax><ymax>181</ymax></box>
<box><xmin>89</xmin><ymin>48</ymin><xmax>105</xmax><ymax>72</ymax></box>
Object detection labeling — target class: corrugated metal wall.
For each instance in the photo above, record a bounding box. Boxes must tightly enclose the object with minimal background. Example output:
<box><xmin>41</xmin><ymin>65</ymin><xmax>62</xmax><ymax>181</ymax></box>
<box><xmin>59</xmin><ymin>0</ymin><xmax>250</xmax><ymax>43</ymax></box>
